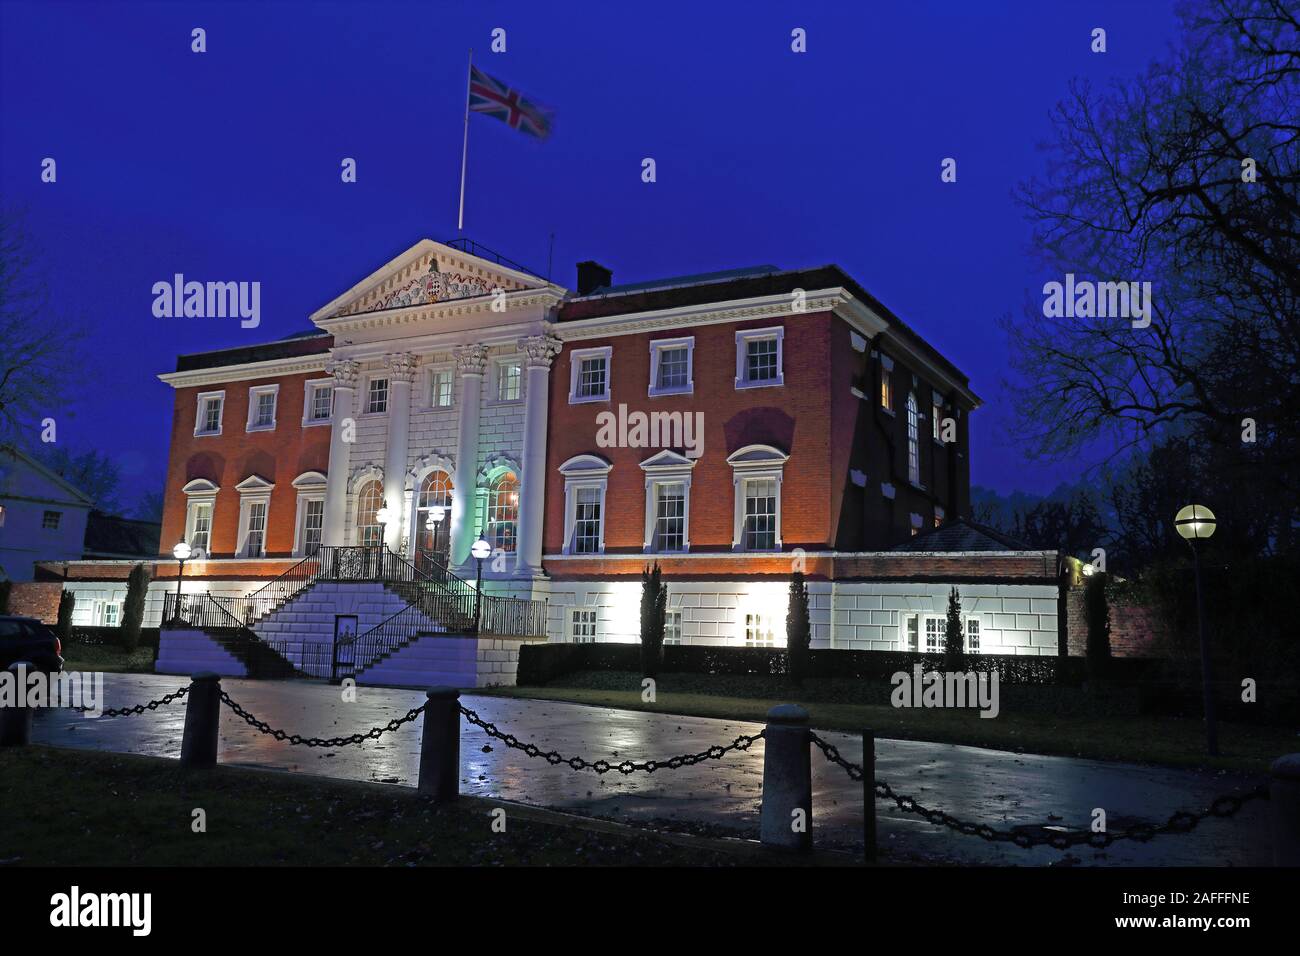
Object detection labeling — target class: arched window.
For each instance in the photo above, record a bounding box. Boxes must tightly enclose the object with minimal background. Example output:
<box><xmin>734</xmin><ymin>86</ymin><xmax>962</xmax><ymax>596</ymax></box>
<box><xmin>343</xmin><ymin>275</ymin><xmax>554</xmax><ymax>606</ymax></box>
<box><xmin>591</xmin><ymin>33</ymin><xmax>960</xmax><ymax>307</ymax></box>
<box><xmin>356</xmin><ymin>479</ymin><xmax>384</xmax><ymax>546</ymax></box>
<box><xmin>417</xmin><ymin>471</ymin><xmax>453</xmax><ymax>511</ymax></box>
<box><xmin>487</xmin><ymin>473</ymin><xmax>519</xmax><ymax>553</ymax></box>
<box><xmin>906</xmin><ymin>393</ymin><xmax>920</xmax><ymax>486</ymax></box>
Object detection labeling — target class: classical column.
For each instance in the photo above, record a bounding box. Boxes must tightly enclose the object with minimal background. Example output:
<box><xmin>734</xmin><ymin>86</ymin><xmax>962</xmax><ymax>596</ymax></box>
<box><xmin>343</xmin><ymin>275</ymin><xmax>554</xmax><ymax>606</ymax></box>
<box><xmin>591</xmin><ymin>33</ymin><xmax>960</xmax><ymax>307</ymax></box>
<box><xmin>322</xmin><ymin>359</ymin><xmax>360</xmax><ymax>546</ymax></box>
<box><xmin>382</xmin><ymin>352</ymin><xmax>420</xmax><ymax>552</ymax></box>
<box><xmin>516</xmin><ymin>334</ymin><xmax>562</xmax><ymax>576</ymax></box>
<box><xmin>449</xmin><ymin>344</ymin><xmax>488</xmax><ymax>567</ymax></box>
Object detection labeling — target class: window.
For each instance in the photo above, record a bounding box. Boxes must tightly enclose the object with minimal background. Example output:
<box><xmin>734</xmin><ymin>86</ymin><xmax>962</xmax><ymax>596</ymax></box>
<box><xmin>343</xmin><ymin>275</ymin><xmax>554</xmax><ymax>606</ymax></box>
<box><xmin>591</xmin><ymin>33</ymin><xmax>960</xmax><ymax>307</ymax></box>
<box><xmin>745</xmin><ymin>612</ymin><xmax>776</xmax><ymax>647</ymax></box>
<box><xmin>247</xmin><ymin>385</ymin><xmax>278</xmax><ymax>431</ymax></box>
<box><xmin>569</xmin><ymin>608</ymin><xmax>597</xmax><ymax>643</ymax></box>
<box><xmin>649</xmin><ymin>337</ymin><xmax>694</xmax><ymax>396</ymax></box>
<box><xmin>496</xmin><ymin>360</ymin><xmax>523</xmax><ymax>402</ymax></box>
<box><xmin>305</xmin><ymin>381</ymin><xmax>334</xmax><ymax>424</ymax></box>
<box><xmin>742</xmin><ymin>478</ymin><xmax>778</xmax><ymax>550</ymax></box>
<box><xmin>932</xmin><ymin>393</ymin><xmax>944</xmax><ymax>442</ymax></box>
<box><xmin>569</xmin><ymin>347</ymin><xmax>611</xmax><ymax>403</ymax></box>
<box><xmin>663</xmin><ymin>610</ymin><xmax>683</xmax><ymax>646</ymax></box>
<box><xmin>488</xmin><ymin>473</ymin><xmax>519</xmax><ymax>552</ymax></box>
<box><xmin>301</xmin><ymin>499</ymin><xmax>324</xmax><ymax>555</ymax></box>
<box><xmin>102</xmin><ymin>602</ymin><xmax>121</xmax><ymax>627</ymax></box>
<box><xmin>906</xmin><ymin>393</ymin><xmax>920</xmax><ymax>485</ymax></box>
<box><xmin>243</xmin><ymin>501</ymin><xmax>267</xmax><ymax>557</ymax></box>
<box><xmin>924</xmin><ymin>616</ymin><xmax>943</xmax><ymax>653</ymax></box>
<box><xmin>356</xmin><ymin>479</ymin><xmax>383</xmax><ymax>546</ymax></box>
<box><xmin>417</xmin><ymin>471</ymin><xmax>453</xmax><ymax>511</ymax></box>
<box><xmin>735</xmin><ymin>327</ymin><xmax>784</xmax><ymax>388</ymax></box>
<box><xmin>905</xmin><ymin>615</ymin><xmax>919</xmax><ymax>652</ymax></box>
<box><xmin>194</xmin><ymin>391</ymin><xmax>225</xmax><ymax>436</ymax></box>
<box><xmin>429</xmin><ymin>368</ymin><xmax>454</xmax><ymax>408</ymax></box>
<box><xmin>572</xmin><ymin>487</ymin><xmax>602</xmax><ymax>553</ymax></box>
<box><xmin>188</xmin><ymin>501</ymin><xmax>213</xmax><ymax>554</ymax></box>
<box><xmin>880</xmin><ymin>359</ymin><xmax>894</xmax><ymax>412</ymax></box>
<box><xmin>966</xmin><ymin>618</ymin><xmax>980</xmax><ymax>654</ymax></box>
<box><xmin>42</xmin><ymin>510</ymin><xmax>61</xmax><ymax>530</ymax></box>
<box><xmin>934</xmin><ymin>506</ymin><xmax>945</xmax><ymax>528</ymax></box>
<box><xmin>653</xmin><ymin>482</ymin><xmax>686</xmax><ymax>552</ymax></box>
<box><xmin>366</xmin><ymin>378</ymin><xmax>389</xmax><ymax>414</ymax></box>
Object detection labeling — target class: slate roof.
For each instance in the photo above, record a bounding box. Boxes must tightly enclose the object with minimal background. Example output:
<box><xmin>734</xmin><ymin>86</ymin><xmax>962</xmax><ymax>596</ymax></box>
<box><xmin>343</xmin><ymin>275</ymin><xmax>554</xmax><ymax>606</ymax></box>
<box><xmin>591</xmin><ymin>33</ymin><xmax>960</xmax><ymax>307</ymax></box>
<box><xmin>889</xmin><ymin>517</ymin><xmax>1036</xmax><ymax>553</ymax></box>
<box><xmin>83</xmin><ymin>511</ymin><xmax>161</xmax><ymax>558</ymax></box>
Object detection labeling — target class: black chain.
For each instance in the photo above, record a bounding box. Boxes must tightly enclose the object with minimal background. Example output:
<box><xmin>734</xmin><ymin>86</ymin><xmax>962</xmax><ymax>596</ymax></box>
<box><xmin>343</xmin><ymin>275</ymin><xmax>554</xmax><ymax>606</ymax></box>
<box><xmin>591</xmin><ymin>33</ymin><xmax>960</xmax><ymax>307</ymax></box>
<box><xmin>460</xmin><ymin>704</ymin><xmax>764</xmax><ymax>774</ymax></box>
<box><xmin>219</xmin><ymin>691</ymin><xmax>426</xmax><ymax>747</ymax></box>
<box><xmin>69</xmin><ymin>686</ymin><xmax>190</xmax><ymax>717</ymax></box>
<box><xmin>809</xmin><ymin>731</ymin><xmax>1270</xmax><ymax>850</ymax></box>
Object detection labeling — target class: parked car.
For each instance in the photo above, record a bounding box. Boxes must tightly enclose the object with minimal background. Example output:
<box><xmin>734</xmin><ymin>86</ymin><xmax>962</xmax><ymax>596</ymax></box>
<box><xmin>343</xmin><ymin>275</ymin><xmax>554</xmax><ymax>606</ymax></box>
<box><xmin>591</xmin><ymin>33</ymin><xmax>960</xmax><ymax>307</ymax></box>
<box><xmin>0</xmin><ymin>615</ymin><xmax>64</xmax><ymax>673</ymax></box>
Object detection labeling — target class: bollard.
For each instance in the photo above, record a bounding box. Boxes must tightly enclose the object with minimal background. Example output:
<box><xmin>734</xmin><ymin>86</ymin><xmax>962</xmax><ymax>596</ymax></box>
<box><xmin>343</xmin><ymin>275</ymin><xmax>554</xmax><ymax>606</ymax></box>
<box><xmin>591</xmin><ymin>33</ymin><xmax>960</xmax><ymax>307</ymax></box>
<box><xmin>1271</xmin><ymin>753</ymin><xmax>1300</xmax><ymax>867</ymax></box>
<box><xmin>179</xmin><ymin>672</ymin><xmax>222</xmax><ymax>769</ymax></box>
<box><xmin>863</xmin><ymin>728</ymin><xmax>877</xmax><ymax>863</ymax></box>
<box><xmin>418</xmin><ymin>686</ymin><xmax>461</xmax><ymax>803</ymax></box>
<box><xmin>0</xmin><ymin>662</ymin><xmax>35</xmax><ymax>747</ymax></box>
<box><xmin>759</xmin><ymin>704</ymin><xmax>812</xmax><ymax>852</ymax></box>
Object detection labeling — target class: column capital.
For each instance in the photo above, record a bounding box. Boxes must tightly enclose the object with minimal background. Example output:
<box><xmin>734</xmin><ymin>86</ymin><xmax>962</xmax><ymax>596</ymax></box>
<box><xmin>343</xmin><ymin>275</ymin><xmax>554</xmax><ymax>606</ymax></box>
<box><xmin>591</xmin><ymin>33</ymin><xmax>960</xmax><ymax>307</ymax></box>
<box><xmin>453</xmin><ymin>344</ymin><xmax>490</xmax><ymax>376</ymax></box>
<box><xmin>326</xmin><ymin>358</ymin><xmax>362</xmax><ymax>388</ymax></box>
<box><xmin>519</xmin><ymin>334</ymin><xmax>563</xmax><ymax>369</ymax></box>
<box><xmin>383</xmin><ymin>352</ymin><xmax>421</xmax><ymax>384</ymax></box>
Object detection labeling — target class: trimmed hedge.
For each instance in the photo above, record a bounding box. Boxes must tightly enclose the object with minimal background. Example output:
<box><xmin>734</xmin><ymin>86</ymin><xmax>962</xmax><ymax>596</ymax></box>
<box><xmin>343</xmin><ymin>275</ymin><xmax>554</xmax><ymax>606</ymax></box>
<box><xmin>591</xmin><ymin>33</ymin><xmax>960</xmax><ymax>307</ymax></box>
<box><xmin>517</xmin><ymin>643</ymin><xmax>1166</xmax><ymax>687</ymax></box>
<box><xmin>68</xmin><ymin>626</ymin><xmax>161</xmax><ymax>650</ymax></box>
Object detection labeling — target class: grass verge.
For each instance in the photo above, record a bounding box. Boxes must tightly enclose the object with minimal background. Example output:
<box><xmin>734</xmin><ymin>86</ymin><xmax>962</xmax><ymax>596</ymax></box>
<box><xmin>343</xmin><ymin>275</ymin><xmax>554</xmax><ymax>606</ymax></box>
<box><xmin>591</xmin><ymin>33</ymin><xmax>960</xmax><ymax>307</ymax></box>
<box><xmin>60</xmin><ymin>643</ymin><xmax>156</xmax><ymax>674</ymax></box>
<box><xmin>0</xmin><ymin>746</ymin><xmax>806</xmax><ymax>867</ymax></box>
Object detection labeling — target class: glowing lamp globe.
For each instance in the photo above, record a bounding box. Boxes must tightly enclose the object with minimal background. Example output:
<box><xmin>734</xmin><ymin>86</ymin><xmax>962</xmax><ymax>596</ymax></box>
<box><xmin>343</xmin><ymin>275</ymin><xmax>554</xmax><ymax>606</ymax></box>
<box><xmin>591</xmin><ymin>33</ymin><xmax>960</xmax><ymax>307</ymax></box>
<box><xmin>471</xmin><ymin>538</ymin><xmax>492</xmax><ymax>561</ymax></box>
<box><xmin>375</xmin><ymin>505</ymin><xmax>393</xmax><ymax>527</ymax></box>
<box><xmin>172</xmin><ymin>541</ymin><xmax>192</xmax><ymax>562</ymax></box>
<box><xmin>430</xmin><ymin>505</ymin><xmax>446</xmax><ymax>523</ymax></box>
<box><xmin>1175</xmin><ymin>504</ymin><xmax>1216</xmax><ymax>541</ymax></box>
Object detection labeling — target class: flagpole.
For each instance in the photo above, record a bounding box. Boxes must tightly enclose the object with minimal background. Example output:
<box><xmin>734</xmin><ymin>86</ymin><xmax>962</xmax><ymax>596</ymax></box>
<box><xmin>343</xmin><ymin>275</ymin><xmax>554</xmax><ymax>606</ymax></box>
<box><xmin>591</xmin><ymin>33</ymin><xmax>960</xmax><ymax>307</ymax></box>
<box><xmin>457</xmin><ymin>49</ymin><xmax>472</xmax><ymax>233</ymax></box>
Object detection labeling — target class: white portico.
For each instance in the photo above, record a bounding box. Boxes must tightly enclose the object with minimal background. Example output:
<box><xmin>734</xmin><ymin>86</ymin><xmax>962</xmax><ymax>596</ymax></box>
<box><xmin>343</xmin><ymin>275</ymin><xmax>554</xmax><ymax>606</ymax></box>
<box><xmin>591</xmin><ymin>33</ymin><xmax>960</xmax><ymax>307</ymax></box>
<box><xmin>312</xmin><ymin>238</ymin><xmax>566</xmax><ymax>600</ymax></box>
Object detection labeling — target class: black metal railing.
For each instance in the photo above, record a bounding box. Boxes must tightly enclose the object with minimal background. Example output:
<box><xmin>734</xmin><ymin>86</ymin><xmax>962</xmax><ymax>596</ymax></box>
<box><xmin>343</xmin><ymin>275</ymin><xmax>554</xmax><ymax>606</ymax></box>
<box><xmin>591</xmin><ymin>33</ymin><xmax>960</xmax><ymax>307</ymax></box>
<box><xmin>161</xmin><ymin>592</ymin><xmax>298</xmax><ymax>679</ymax></box>
<box><xmin>481</xmin><ymin>592</ymin><xmax>549</xmax><ymax>638</ymax></box>
<box><xmin>442</xmin><ymin>237</ymin><xmax>542</xmax><ymax>279</ymax></box>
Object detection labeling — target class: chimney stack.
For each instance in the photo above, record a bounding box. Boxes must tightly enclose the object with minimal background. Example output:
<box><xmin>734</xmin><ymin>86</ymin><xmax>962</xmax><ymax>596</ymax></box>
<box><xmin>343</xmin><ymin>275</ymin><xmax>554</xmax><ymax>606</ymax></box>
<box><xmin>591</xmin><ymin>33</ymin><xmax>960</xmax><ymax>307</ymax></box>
<box><xmin>576</xmin><ymin>261</ymin><xmax>613</xmax><ymax>296</ymax></box>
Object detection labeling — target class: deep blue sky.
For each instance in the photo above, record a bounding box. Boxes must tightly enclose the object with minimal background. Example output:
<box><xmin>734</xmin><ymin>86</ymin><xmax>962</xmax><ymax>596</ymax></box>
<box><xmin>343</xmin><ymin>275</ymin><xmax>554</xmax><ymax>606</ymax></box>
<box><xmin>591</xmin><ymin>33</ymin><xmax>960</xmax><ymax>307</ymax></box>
<box><xmin>0</xmin><ymin>0</ymin><xmax>1184</xmax><ymax>509</ymax></box>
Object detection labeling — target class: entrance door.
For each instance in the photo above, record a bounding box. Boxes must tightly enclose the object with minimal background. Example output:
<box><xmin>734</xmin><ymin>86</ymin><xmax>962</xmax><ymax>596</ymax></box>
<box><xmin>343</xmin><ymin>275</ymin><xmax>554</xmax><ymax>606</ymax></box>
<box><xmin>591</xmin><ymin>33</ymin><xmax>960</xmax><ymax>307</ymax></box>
<box><xmin>332</xmin><ymin>614</ymin><xmax>359</xmax><ymax>681</ymax></box>
<box><xmin>414</xmin><ymin>470</ymin><xmax>454</xmax><ymax>579</ymax></box>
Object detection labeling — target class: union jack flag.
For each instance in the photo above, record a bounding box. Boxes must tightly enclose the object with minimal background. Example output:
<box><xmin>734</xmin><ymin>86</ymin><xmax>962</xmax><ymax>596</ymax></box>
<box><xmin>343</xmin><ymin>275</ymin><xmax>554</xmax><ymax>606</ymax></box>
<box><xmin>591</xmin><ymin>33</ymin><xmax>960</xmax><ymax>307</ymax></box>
<box><xmin>468</xmin><ymin>65</ymin><xmax>554</xmax><ymax>140</ymax></box>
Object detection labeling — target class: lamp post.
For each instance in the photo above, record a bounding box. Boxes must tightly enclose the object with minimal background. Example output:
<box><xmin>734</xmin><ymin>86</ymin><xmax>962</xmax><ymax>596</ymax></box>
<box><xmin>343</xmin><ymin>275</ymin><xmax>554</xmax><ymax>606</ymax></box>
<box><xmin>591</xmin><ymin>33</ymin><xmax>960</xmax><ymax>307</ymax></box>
<box><xmin>374</xmin><ymin>502</ymin><xmax>393</xmax><ymax>578</ymax></box>
<box><xmin>471</xmin><ymin>537</ymin><xmax>491</xmax><ymax>633</ymax></box>
<box><xmin>171</xmin><ymin>541</ymin><xmax>192</xmax><ymax>623</ymax></box>
<box><xmin>1176</xmin><ymin>504</ymin><xmax>1218</xmax><ymax>756</ymax></box>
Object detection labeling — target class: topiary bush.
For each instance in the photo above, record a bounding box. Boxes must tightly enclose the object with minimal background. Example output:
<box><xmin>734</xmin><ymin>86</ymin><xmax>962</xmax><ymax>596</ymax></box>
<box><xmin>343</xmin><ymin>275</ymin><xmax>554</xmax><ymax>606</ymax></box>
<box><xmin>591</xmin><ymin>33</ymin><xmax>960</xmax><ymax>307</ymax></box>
<box><xmin>786</xmin><ymin>572</ymin><xmax>811</xmax><ymax>686</ymax></box>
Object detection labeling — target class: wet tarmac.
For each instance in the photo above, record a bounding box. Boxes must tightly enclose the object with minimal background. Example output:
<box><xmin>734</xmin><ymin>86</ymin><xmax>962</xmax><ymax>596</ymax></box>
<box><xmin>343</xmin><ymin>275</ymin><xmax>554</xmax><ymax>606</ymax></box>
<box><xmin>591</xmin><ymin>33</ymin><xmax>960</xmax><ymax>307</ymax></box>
<box><xmin>29</xmin><ymin>673</ymin><xmax>1273</xmax><ymax>866</ymax></box>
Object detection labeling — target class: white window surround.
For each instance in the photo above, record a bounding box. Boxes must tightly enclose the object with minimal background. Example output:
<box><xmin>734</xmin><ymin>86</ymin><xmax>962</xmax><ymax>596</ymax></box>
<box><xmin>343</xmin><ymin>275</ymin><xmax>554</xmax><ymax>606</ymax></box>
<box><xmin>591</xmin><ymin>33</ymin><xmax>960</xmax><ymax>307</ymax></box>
<box><xmin>363</xmin><ymin>376</ymin><xmax>389</xmax><ymax>415</ymax></box>
<box><xmin>427</xmin><ymin>365</ymin><xmax>455</xmax><ymax>409</ymax></box>
<box><xmin>348</xmin><ymin>465</ymin><xmax>385</xmax><ymax>547</ymax></box>
<box><xmin>726</xmin><ymin>444</ymin><xmax>789</xmax><ymax>550</ymax></box>
<box><xmin>290</xmin><ymin>471</ymin><xmax>328</xmax><ymax>556</ymax></box>
<box><xmin>194</xmin><ymin>390</ymin><xmax>225</xmax><ymax>437</ymax></box>
<box><xmin>568</xmin><ymin>346</ymin><xmax>612</xmax><ymax>404</ymax></box>
<box><xmin>491</xmin><ymin>355</ymin><xmax>525</xmax><ymax>404</ymax></box>
<box><xmin>639</xmin><ymin>449</ymin><xmax>695</xmax><ymax>552</ymax></box>
<box><xmin>303</xmin><ymin>378</ymin><xmax>335</xmax><ymax>427</ymax></box>
<box><xmin>181</xmin><ymin>478</ymin><xmax>219</xmax><ymax>556</ymax></box>
<box><xmin>558</xmin><ymin>455</ymin><xmax>612</xmax><ymax>555</ymax></box>
<box><xmin>246</xmin><ymin>383</ymin><xmax>280</xmax><ymax>433</ymax></box>
<box><xmin>734</xmin><ymin>327</ymin><xmax>785</xmax><ymax>389</ymax></box>
<box><xmin>235</xmin><ymin>475</ymin><xmax>275</xmax><ymax>557</ymax></box>
<box><xmin>648</xmin><ymin>336</ymin><xmax>695</xmax><ymax>397</ymax></box>
<box><xmin>569</xmin><ymin>607</ymin><xmax>598</xmax><ymax>643</ymax></box>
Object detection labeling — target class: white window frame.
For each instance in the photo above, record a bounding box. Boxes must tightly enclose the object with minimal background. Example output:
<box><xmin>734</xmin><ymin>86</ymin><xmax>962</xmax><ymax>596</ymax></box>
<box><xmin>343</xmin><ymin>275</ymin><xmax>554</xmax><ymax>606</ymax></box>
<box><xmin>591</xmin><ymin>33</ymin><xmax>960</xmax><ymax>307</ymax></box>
<box><xmin>727</xmin><ymin>445</ymin><xmax>788</xmax><ymax>551</ymax></box>
<box><xmin>648</xmin><ymin>336</ymin><xmax>694</xmax><ymax>397</ymax></box>
<box><xmin>663</xmin><ymin>609</ymin><xmax>684</xmax><ymax>646</ymax></box>
<box><xmin>879</xmin><ymin>355</ymin><xmax>894</xmax><ymax>414</ymax></box>
<box><xmin>364</xmin><ymin>376</ymin><xmax>390</xmax><ymax>415</ymax></box>
<box><xmin>41</xmin><ymin>510</ymin><xmax>61</xmax><ymax>530</ymax></box>
<box><xmin>966</xmin><ymin>617</ymin><xmax>981</xmax><ymax>654</ymax></box>
<box><xmin>568</xmin><ymin>346</ymin><xmax>612</xmax><ymax>404</ymax></box>
<box><xmin>181</xmin><ymin>478</ymin><xmax>219</xmax><ymax>557</ymax></box>
<box><xmin>291</xmin><ymin>471</ymin><xmax>328</xmax><ymax>557</ymax></box>
<box><xmin>923</xmin><ymin>615</ymin><xmax>944</xmax><ymax>653</ymax></box>
<box><xmin>427</xmin><ymin>365</ymin><xmax>455</xmax><ymax>409</ymax></box>
<box><xmin>640</xmin><ymin>450</ymin><xmax>695</xmax><ymax>553</ymax></box>
<box><xmin>493</xmin><ymin>356</ymin><xmax>524</xmax><ymax>404</ymax></box>
<box><xmin>743</xmin><ymin>611</ymin><xmax>779</xmax><ymax>647</ymax></box>
<box><xmin>194</xmin><ymin>390</ymin><xmax>225</xmax><ymax>437</ymax></box>
<box><xmin>303</xmin><ymin>378</ymin><xmax>335</xmax><ymax>427</ymax></box>
<box><xmin>906</xmin><ymin>392</ymin><xmax>921</xmax><ymax>487</ymax></box>
<box><xmin>735</xmin><ymin>327</ymin><xmax>785</xmax><ymax>389</ymax></box>
<box><xmin>569</xmin><ymin>607</ymin><xmax>598</xmax><ymax>643</ymax></box>
<box><xmin>234</xmin><ymin>475</ymin><xmax>275</xmax><ymax>558</ymax></box>
<box><xmin>246</xmin><ymin>383</ymin><xmax>280</xmax><ymax>433</ymax></box>
<box><xmin>558</xmin><ymin>455</ymin><xmax>612</xmax><ymax>555</ymax></box>
<box><xmin>932</xmin><ymin>390</ymin><xmax>945</xmax><ymax>443</ymax></box>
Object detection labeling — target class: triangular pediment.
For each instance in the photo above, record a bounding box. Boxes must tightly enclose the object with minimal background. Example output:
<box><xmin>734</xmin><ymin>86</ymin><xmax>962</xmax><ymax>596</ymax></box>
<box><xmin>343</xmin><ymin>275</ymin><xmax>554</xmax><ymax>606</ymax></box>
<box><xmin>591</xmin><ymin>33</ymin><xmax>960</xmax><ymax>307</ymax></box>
<box><xmin>310</xmin><ymin>239</ymin><xmax>555</xmax><ymax>323</ymax></box>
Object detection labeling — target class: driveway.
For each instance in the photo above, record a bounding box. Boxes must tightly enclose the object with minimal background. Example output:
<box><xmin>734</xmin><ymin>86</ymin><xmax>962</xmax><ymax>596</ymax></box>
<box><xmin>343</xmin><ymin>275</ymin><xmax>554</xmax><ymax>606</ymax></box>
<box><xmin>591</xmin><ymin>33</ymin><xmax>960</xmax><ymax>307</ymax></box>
<box><xmin>29</xmin><ymin>673</ymin><xmax>1272</xmax><ymax>866</ymax></box>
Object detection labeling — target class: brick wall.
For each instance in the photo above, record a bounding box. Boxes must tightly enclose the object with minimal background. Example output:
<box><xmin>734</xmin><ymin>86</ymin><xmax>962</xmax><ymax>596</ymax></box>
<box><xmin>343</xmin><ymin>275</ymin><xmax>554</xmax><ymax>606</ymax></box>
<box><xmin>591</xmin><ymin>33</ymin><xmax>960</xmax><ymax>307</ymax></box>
<box><xmin>6</xmin><ymin>581</ymin><xmax>62</xmax><ymax>622</ymax></box>
<box><xmin>1065</xmin><ymin>586</ymin><xmax>1164</xmax><ymax>657</ymax></box>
